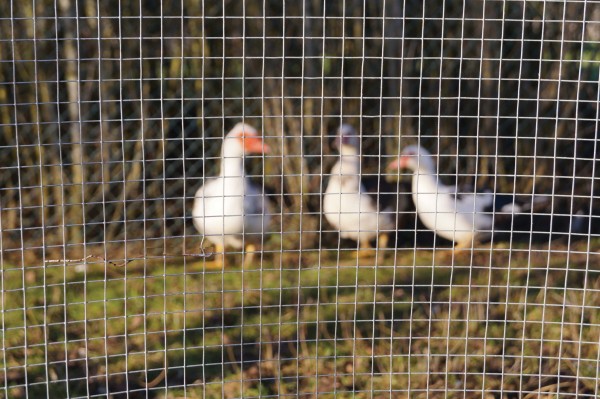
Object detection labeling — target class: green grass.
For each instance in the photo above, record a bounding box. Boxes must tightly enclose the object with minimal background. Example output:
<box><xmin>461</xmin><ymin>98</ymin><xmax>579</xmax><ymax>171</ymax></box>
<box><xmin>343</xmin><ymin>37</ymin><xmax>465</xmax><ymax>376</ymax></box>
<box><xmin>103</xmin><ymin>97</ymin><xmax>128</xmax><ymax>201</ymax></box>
<box><xmin>1</xmin><ymin>240</ymin><xmax>600</xmax><ymax>398</ymax></box>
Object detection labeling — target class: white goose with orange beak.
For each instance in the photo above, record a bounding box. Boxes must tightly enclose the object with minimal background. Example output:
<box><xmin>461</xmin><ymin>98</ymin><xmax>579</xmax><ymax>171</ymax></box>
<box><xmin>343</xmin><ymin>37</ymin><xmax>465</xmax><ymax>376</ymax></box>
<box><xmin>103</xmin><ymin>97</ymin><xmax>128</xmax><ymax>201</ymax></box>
<box><xmin>193</xmin><ymin>123</ymin><xmax>272</xmax><ymax>268</ymax></box>
<box><xmin>389</xmin><ymin>145</ymin><xmax>543</xmax><ymax>250</ymax></box>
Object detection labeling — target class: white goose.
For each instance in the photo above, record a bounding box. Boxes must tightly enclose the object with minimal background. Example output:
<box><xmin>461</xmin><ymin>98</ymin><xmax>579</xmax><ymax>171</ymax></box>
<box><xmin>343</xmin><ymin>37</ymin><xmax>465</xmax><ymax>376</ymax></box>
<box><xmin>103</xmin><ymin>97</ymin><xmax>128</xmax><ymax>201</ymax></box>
<box><xmin>389</xmin><ymin>145</ymin><xmax>537</xmax><ymax>249</ymax></box>
<box><xmin>192</xmin><ymin>123</ymin><xmax>272</xmax><ymax>268</ymax></box>
<box><xmin>323</xmin><ymin>124</ymin><xmax>396</xmax><ymax>258</ymax></box>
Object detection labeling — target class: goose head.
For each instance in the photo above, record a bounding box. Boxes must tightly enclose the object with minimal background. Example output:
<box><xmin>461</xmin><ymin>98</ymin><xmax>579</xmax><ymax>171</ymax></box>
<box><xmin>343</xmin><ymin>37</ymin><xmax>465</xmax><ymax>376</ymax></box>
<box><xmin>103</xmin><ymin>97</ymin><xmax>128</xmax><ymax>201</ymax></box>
<box><xmin>333</xmin><ymin>124</ymin><xmax>360</xmax><ymax>156</ymax></box>
<box><xmin>222</xmin><ymin>122</ymin><xmax>270</xmax><ymax>158</ymax></box>
<box><xmin>388</xmin><ymin>145</ymin><xmax>436</xmax><ymax>174</ymax></box>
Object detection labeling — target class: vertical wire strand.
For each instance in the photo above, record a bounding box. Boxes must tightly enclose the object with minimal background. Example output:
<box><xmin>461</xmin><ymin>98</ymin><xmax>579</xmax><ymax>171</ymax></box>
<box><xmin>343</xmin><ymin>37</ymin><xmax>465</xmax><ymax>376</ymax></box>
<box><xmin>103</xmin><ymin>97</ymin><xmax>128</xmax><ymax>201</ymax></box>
<box><xmin>297</xmin><ymin>0</ymin><xmax>308</xmax><ymax>393</ymax></box>
<box><xmin>499</xmin><ymin>2</ymin><xmax>529</xmax><ymax>397</ymax></box>
<box><xmin>411</xmin><ymin>0</ymin><xmax>428</xmax><ymax>395</ymax></box>
<box><xmin>571</xmin><ymin>4</ymin><xmax>591</xmax><ymax>394</ymax></box>
<box><xmin>538</xmin><ymin>3</ymin><xmax>568</xmax><ymax>395</ymax></box>
<box><xmin>429</xmin><ymin>0</ymin><xmax>447</xmax><ymax>396</ymax></box>
<box><xmin>139</xmin><ymin>0</ymin><xmax>150</xmax><ymax>393</ymax></box>
<box><xmin>390</xmin><ymin>0</ymin><xmax>407</xmax><ymax>394</ymax></box>
<box><xmin>52</xmin><ymin>0</ymin><xmax>70</xmax><ymax>394</ymax></box>
<box><xmin>277</xmin><ymin>2</ymin><xmax>286</xmax><ymax>395</ymax></box>
<box><xmin>460</xmin><ymin>0</ymin><xmax>488</xmax><ymax>395</ymax></box>
<box><xmin>314</xmin><ymin>0</ymin><xmax>327</xmax><ymax>393</ymax></box>
<box><xmin>406</xmin><ymin>0</ymin><xmax>423</xmax><ymax>393</ymax></box>
<box><xmin>159</xmin><ymin>0</ymin><xmax>168</xmax><ymax>394</ymax></box>
<box><xmin>351</xmin><ymin>0</ymin><xmax>367</xmax><ymax>392</ymax></box>
<box><xmin>370</xmin><ymin>1</ymin><xmax>387</xmax><ymax>395</ymax></box>
<box><xmin>523</xmin><ymin>0</ymin><xmax>549</xmax><ymax>395</ymax></box>
<box><xmin>333</xmin><ymin>0</ymin><xmax>348</xmax><ymax>390</ymax></box>
<box><xmin>180</xmin><ymin>0</ymin><xmax>187</xmax><ymax>393</ymax></box>
<box><xmin>117</xmin><ymin>0</ymin><xmax>127</xmax><ymax>394</ymax></box>
<box><xmin>96</xmin><ymin>0</ymin><xmax>111</xmax><ymax>394</ymax></box>
<box><xmin>73</xmin><ymin>0</ymin><xmax>90</xmax><ymax>393</ymax></box>
<box><xmin>10</xmin><ymin>0</ymin><xmax>29</xmax><ymax>395</ymax></box>
<box><xmin>258</xmin><ymin>0</ymin><xmax>271</xmax><ymax>387</ymax></box>
<box><xmin>29</xmin><ymin>0</ymin><xmax>51</xmax><ymax>395</ymax></box>
<box><xmin>443</xmin><ymin>1</ymin><xmax>468</xmax><ymax>393</ymax></box>
<box><xmin>554</xmin><ymin>2</ymin><xmax>575</xmax><ymax>396</ymax></box>
<box><xmin>388</xmin><ymin>0</ymin><xmax>408</xmax><ymax>396</ymax></box>
<box><xmin>239</xmin><ymin>2</ymin><xmax>246</xmax><ymax>395</ymax></box>
<box><xmin>481</xmin><ymin>3</ymin><xmax>508</xmax><ymax>397</ymax></box>
<box><xmin>219</xmin><ymin>1</ymin><xmax>226</xmax><ymax>395</ymax></box>
<box><xmin>258</xmin><ymin>0</ymin><xmax>267</xmax><ymax>391</ymax></box>
<box><xmin>200</xmin><ymin>1</ymin><xmax>207</xmax><ymax>395</ymax></box>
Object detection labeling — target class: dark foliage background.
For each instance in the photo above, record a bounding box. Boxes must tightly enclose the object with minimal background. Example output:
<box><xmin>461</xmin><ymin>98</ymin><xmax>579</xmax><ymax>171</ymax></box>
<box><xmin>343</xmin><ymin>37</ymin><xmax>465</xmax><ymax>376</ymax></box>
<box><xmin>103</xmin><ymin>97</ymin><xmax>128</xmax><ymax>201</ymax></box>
<box><xmin>0</xmin><ymin>0</ymin><xmax>598</xmax><ymax>261</ymax></box>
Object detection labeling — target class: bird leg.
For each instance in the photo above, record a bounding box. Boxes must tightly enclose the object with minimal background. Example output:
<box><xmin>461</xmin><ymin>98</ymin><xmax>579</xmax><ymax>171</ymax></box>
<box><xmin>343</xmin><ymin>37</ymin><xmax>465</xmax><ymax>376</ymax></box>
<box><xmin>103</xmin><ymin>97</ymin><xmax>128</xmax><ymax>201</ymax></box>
<box><xmin>449</xmin><ymin>237</ymin><xmax>492</xmax><ymax>258</ymax></box>
<box><xmin>445</xmin><ymin>239</ymin><xmax>475</xmax><ymax>259</ymax></box>
<box><xmin>350</xmin><ymin>240</ymin><xmax>375</xmax><ymax>259</ymax></box>
<box><xmin>376</xmin><ymin>233</ymin><xmax>389</xmax><ymax>263</ymax></box>
<box><xmin>243</xmin><ymin>244</ymin><xmax>257</xmax><ymax>269</ymax></box>
<box><xmin>351</xmin><ymin>233</ymin><xmax>389</xmax><ymax>261</ymax></box>
<box><xmin>453</xmin><ymin>238</ymin><xmax>473</xmax><ymax>251</ymax></box>
<box><xmin>202</xmin><ymin>244</ymin><xmax>225</xmax><ymax>269</ymax></box>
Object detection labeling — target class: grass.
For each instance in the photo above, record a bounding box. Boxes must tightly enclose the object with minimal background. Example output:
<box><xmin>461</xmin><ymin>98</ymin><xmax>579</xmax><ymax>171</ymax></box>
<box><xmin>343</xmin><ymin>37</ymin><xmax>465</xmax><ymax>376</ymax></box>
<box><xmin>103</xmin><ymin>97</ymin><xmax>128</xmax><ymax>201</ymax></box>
<box><xmin>1</xmin><ymin>239</ymin><xmax>600</xmax><ymax>398</ymax></box>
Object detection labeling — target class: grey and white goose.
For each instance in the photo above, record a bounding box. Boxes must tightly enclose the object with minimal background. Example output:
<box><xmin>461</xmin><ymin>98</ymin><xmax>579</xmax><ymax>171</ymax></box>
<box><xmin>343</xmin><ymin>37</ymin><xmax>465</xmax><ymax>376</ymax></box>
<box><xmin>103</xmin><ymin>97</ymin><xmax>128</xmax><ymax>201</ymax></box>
<box><xmin>323</xmin><ymin>124</ymin><xmax>404</xmax><ymax>259</ymax></box>
<box><xmin>388</xmin><ymin>145</ymin><xmax>544</xmax><ymax>249</ymax></box>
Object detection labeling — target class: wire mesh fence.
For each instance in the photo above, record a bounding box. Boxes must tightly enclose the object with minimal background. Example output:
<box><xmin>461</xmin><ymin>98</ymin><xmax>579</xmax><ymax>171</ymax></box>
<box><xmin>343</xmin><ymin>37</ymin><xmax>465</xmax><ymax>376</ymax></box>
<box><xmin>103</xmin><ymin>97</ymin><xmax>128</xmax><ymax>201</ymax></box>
<box><xmin>1</xmin><ymin>0</ymin><xmax>599</xmax><ymax>397</ymax></box>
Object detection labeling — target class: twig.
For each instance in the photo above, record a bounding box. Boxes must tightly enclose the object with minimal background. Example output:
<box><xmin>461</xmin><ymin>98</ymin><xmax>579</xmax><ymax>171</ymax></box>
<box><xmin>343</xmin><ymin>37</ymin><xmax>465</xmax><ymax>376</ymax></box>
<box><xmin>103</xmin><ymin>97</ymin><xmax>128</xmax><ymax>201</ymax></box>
<box><xmin>44</xmin><ymin>254</ymin><xmax>133</xmax><ymax>268</ymax></box>
<box><xmin>44</xmin><ymin>248</ymin><xmax>213</xmax><ymax>268</ymax></box>
<box><xmin>224</xmin><ymin>336</ymin><xmax>242</xmax><ymax>375</ymax></box>
<box><xmin>522</xmin><ymin>381</ymin><xmax>575</xmax><ymax>399</ymax></box>
<box><xmin>139</xmin><ymin>354</ymin><xmax>168</xmax><ymax>388</ymax></box>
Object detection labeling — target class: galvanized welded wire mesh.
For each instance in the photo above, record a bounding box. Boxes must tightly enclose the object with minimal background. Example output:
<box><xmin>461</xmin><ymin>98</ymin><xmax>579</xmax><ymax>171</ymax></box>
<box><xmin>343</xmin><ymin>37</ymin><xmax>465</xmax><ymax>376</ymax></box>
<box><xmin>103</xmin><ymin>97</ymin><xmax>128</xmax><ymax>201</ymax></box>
<box><xmin>1</xmin><ymin>0</ymin><xmax>599</xmax><ymax>398</ymax></box>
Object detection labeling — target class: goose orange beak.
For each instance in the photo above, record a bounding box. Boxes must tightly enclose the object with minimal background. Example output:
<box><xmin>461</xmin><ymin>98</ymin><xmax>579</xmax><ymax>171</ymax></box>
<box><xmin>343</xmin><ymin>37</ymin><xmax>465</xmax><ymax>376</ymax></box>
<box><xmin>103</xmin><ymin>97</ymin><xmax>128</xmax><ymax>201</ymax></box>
<box><xmin>242</xmin><ymin>135</ymin><xmax>270</xmax><ymax>154</ymax></box>
<box><xmin>387</xmin><ymin>157</ymin><xmax>405</xmax><ymax>171</ymax></box>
